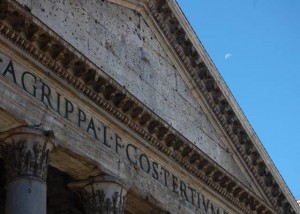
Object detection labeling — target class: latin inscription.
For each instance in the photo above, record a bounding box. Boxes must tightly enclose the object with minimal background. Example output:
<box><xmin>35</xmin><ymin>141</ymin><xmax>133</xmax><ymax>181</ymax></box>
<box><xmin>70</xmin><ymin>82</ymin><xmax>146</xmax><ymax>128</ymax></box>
<box><xmin>0</xmin><ymin>55</ymin><xmax>230</xmax><ymax>214</ymax></box>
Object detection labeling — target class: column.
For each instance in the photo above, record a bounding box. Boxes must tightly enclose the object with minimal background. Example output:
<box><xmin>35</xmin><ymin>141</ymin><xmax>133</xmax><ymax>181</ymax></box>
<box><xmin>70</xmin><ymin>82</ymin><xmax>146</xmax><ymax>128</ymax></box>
<box><xmin>0</xmin><ymin>126</ymin><xmax>54</xmax><ymax>214</ymax></box>
<box><xmin>69</xmin><ymin>175</ymin><xmax>127</xmax><ymax>214</ymax></box>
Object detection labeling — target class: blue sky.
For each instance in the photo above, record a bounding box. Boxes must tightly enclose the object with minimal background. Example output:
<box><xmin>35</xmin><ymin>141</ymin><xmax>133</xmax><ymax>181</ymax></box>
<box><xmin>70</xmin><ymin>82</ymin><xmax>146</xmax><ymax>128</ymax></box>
<box><xmin>177</xmin><ymin>0</ymin><xmax>300</xmax><ymax>198</ymax></box>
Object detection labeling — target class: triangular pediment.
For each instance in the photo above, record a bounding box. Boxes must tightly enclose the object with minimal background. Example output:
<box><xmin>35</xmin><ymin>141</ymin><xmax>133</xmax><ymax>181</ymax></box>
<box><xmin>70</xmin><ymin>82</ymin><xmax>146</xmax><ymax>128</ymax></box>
<box><xmin>48</xmin><ymin>0</ymin><xmax>255</xmax><ymax>190</ymax></box>
<box><xmin>90</xmin><ymin>1</ymin><xmax>298</xmax><ymax>212</ymax></box>
<box><xmin>67</xmin><ymin>0</ymin><xmax>262</xmax><ymax>193</ymax></box>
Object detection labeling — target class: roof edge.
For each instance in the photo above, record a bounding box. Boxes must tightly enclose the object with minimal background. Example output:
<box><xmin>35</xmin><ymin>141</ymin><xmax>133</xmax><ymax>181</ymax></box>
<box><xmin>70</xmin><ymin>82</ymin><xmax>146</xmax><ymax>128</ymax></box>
<box><xmin>148</xmin><ymin>0</ymin><xmax>299</xmax><ymax>213</ymax></box>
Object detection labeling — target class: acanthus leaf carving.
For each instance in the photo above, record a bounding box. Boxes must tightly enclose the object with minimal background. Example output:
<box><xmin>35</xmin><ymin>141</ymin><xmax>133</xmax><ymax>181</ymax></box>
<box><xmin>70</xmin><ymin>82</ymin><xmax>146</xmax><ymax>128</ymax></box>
<box><xmin>2</xmin><ymin>139</ymin><xmax>50</xmax><ymax>182</ymax></box>
<box><xmin>0</xmin><ymin>127</ymin><xmax>54</xmax><ymax>182</ymax></box>
<box><xmin>69</xmin><ymin>176</ymin><xmax>127</xmax><ymax>214</ymax></box>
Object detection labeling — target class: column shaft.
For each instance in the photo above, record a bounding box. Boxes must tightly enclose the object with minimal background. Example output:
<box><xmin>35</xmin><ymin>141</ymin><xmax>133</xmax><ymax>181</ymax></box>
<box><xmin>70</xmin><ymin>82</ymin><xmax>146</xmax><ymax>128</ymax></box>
<box><xmin>5</xmin><ymin>178</ymin><xmax>46</xmax><ymax>214</ymax></box>
<box><xmin>0</xmin><ymin>126</ymin><xmax>54</xmax><ymax>214</ymax></box>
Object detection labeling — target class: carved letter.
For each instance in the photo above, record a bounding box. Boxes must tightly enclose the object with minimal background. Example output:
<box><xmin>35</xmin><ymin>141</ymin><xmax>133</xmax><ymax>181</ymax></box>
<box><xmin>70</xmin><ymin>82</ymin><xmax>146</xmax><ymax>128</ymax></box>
<box><xmin>126</xmin><ymin>144</ymin><xmax>137</xmax><ymax>165</ymax></box>
<box><xmin>103</xmin><ymin>126</ymin><xmax>111</xmax><ymax>148</ymax></box>
<box><xmin>211</xmin><ymin>204</ymin><xmax>220</xmax><ymax>214</ymax></box>
<box><xmin>139</xmin><ymin>154</ymin><xmax>150</xmax><ymax>173</ymax></box>
<box><xmin>56</xmin><ymin>92</ymin><xmax>62</xmax><ymax>114</ymax></box>
<box><xmin>21</xmin><ymin>71</ymin><xmax>37</xmax><ymax>97</ymax></box>
<box><xmin>180</xmin><ymin>181</ymin><xmax>188</xmax><ymax>202</ymax></box>
<box><xmin>78</xmin><ymin>108</ymin><xmax>86</xmax><ymax>128</ymax></box>
<box><xmin>2</xmin><ymin>60</ymin><xmax>17</xmax><ymax>84</ymax></box>
<box><xmin>64</xmin><ymin>98</ymin><xmax>74</xmax><ymax>120</ymax></box>
<box><xmin>161</xmin><ymin>167</ymin><xmax>170</xmax><ymax>187</ymax></box>
<box><xmin>115</xmin><ymin>134</ymin><xmax>122</xmax><ymax>154</ymax></box>
<box><xmin>152</xmin><ymin>162</ymin><xmax>159</xmax><ymax>180</ymax></box>
<box><xmin>197</xmin><ymin>192</ymin><xmax>202</xmax><ymax>208</ymax></box>
<box><xmin>86</xmin><ymin>118</ymin><xmax>98</xmax><ymax>140</ymax></box>
<box><xmin>172</xmin><ymin>175</ymin><xmax>179</xmax><ymax>195</ymax></box>
<box><xmin>202</xmin><ymin>195</ymin><xmax>210</xmax><ymax>212</ymax></box>
<box><xmin>41</xmin><ymin>82</ymin><xmax>54</xmax><ymax>109</ymax></box>
<box><xmin>188</xmin><ymin>186</ymin><xmax>196</xmax><ymax>205</ymax></box>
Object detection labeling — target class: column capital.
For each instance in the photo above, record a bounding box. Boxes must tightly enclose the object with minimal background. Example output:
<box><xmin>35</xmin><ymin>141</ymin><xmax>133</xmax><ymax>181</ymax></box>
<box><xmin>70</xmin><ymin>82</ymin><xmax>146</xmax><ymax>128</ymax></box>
<box><xmin>0</xmin><ymin>126</ymin><xmax>55</xmax><ymax>182</ymax></box>
<box><xmin>69</xmin><ymin>174</ymin><xmax>127</xmax><ymax>214</ymax></box>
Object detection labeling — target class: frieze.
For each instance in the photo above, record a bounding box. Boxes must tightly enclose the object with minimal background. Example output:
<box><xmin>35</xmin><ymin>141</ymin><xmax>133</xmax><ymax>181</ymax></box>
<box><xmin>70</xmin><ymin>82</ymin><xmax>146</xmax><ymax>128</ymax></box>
<box><xmin>0</xmin><ymin>51</ymin><xmax>230</xmax><ymax>214</ymax></box>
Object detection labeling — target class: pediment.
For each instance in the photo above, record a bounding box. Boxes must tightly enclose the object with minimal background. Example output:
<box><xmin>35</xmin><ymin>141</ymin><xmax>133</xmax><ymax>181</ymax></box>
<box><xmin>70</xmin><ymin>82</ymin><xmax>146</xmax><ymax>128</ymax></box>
<box><xmin>77</xmin><ymin>0</ymin><xmax>253</xmax><ymax>188</ymax></box>
<box><xmin>28</xmin><ymin>0</ymin><xmax>254</xmax><ymax>191</ymax></box>
<box><xmin>1</xmin><ymin>0</ymin><xmax>299</xmax><ymax>213</ymax></box>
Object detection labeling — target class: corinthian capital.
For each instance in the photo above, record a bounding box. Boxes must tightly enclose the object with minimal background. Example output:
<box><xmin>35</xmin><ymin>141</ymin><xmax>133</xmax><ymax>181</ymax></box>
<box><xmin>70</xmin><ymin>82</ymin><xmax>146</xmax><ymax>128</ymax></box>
<box><xmin>0</xmin><ymin>126</ymin><xmax>54</xmax><ymax>182</ymax></box>
<box><xmin>69</xmin><ymin>175</ymin><xmax>127</xmax><ymax>214</ymax></box>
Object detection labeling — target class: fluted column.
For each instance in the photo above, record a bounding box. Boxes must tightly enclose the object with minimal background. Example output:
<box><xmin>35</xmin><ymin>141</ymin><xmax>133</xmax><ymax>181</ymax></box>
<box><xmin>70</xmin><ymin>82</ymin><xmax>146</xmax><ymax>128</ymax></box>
<box><xmin>69</xmin><ymin>175</ymin><xmax>127</xmax><ymax>214</ymax></box>
<box><xmin>0</xmin><ymin>126</ymin><xmax>54</xmax><ymax>214</ymax></box>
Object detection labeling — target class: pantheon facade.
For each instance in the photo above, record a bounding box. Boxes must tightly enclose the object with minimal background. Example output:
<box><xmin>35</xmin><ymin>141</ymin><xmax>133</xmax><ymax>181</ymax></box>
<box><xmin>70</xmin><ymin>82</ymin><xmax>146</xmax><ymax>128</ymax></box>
<box><xmin>0</xmin><ymin>0</ymin><xmax>299</xmax><ymax>213</ymax></box>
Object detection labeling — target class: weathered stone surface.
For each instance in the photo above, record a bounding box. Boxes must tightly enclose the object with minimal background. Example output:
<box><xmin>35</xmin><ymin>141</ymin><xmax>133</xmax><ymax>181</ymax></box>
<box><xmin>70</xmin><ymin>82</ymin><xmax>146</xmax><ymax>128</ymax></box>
<box><xmin>0</xmin><ymin>53</ymin><xmax>236</xmax><ymax>213</ymax></box>
<box><xmin>0</xmin><ymin>0</ymin><xmax>298</xmax><ymax>213</ymax></box>
<box><xmin>14</xmin><ymin>0</ymin><xmax>250</xmax><ymax>186</ymax></box>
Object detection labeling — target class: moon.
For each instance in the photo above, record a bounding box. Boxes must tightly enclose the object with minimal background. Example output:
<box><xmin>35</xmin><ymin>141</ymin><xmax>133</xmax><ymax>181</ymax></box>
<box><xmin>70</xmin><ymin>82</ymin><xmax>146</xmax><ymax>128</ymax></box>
<box><xmin>225</xmin><ymin>53</ymin><xmax>232</xmax><ymax>60</ymax></box>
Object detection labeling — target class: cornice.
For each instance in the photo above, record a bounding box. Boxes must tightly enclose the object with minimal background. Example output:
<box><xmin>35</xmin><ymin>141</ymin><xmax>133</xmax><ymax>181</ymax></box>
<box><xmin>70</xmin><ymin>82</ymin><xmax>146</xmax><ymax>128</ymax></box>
<box><xmin>0</xmin><ymin>0</ymin><xmax>293</xmax><ymax>213</ymax></box>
